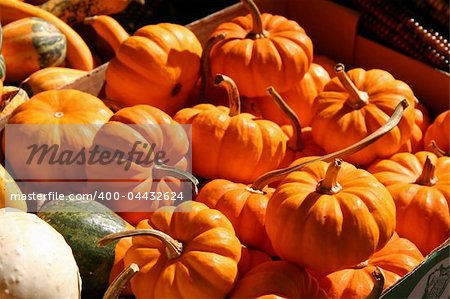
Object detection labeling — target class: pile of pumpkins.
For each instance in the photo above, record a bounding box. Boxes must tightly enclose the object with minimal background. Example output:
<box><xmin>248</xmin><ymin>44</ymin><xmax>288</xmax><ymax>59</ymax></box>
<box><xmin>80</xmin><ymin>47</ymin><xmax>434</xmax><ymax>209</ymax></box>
<box><xmin>0</xmin><ymin>0</ymin><xmax>449</xmax><ymax>298</ymax></box>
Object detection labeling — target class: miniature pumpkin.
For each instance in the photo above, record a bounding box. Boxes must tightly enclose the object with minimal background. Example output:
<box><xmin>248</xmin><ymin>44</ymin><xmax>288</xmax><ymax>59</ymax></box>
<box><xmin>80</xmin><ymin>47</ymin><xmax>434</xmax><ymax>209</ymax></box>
<box><xmin>311</xmin><ymin>64</ymin><xmax>415</xmax><ymax>165</ymax></box>
<box><xmin>99</xmin><ymin>201</ymin><xmax>242</xmax><ymax>299</ymax></box>
<box><xmin>21</xmin><ymin>67</ymin><xmax>87</xmax><ymax>96</ymax></box>
<box><xmin>368</xmin><ymin>151</ymin><xmax>450</xmax><ymax>255</ymax></box>
<box><xmin>238</xmin><ymin>246</ymin><xmax>271</xmax><ymax>278</ymax></box>
<box><xmin>105</xmin><ymin>23</ymin><xmax>202</xmax><ymax>116</ymax></box>
<box><xmin>196</xmin><ymin>179</ymin><xmax>275</xmax><ymax>254</ymax></box>
<box><xmin>4</xmin><ymin>89</ymin><xmax>113</xmax><ymax>192</ymax></box>
<box><xmin>424</xmin><ymin>110</ymin><xmax>449</xmax><ymax>154</ymax></box>
<box><xmin>2</xmin><ymin>17</ymin><xmax>66</xmax><ymax>82</ymax></box>
<box><xmin>174</xmin><ymin>74</ymin><xmax>286</xmax><ymax>183</ymax></box>
<box><xmin>85</xmin><ymin>104</ymin><xmax>193</xmax><ymax>225</ymax></box>
<box><xmin>318</xmin><ymin>233</ymin><xmax>423</xmax><ymax>298</ymax></box>
<box><xmin>230</xmin><ymin>261</ymin><xmax>327</xmax><ymax>298</ymax></box>
<box><xmin>209</xmin><ymin>0</ymin><xmax>313</xmax><ymax>97</ymax></box>
<box><xmin>257</xmin><ymin>63</ymin><xmax>330</xmax><ymax>127</ymax></box>
<box><xmin>266</xmin><ymin>159</ymin><xmax>396</xmax><ymax>274</ymax></box>
<box><xmin>398</xmin><ymin>100</ymin><xmax>431</xmax><ymax>153</ymax></box>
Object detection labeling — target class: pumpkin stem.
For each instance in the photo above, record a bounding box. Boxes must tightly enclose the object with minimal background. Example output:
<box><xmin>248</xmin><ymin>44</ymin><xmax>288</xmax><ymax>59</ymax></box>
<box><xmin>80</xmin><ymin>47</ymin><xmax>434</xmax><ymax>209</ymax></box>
<box><xmin>214</xmin><ymin>74</ymin><xmax>241</xmax><ymax>116</ymax></box>
<box><xmin>153</xmin><ymin>163</ymin><xmax>200</xmax><ymax>196</ymax></box>
<box><xmin>242</xmin><ymin>0</ymin><xmax>266</xmax><ymax>38</ymax></box>
<box><xmin>250</xmin><ymin>99</ymin><xmax>409</xmax><ymax>190</ymax></box>
<box><xmin>354</xmin><ymin>260</ymin><xmax>369</xmax><ymax>269</ymax></box>
<box><xmin>335</xmin><ymin>63</ymin><xmax>369</xmax><ymax>109</ymax></box>
<box><xmin>316</xmin><ymin>159</ymin><xmax>343</xmax><ymax>194</ymax></box>
<box><xmin>366</xmin><ymin>267</ymin><xmax>385</xmax><ymax>299</ymax></box>
<box><xmin>99</xmin><ymin>229</ymin><xmax>183</xmax><ymax>260</ymax></box>
<box><xmin>430</xmin><ymin>140</ymin><xmax>449</xmax><ymax>157</ymax></box>
<box><xmin>103</xmin><ymin>263</ymin><xmax>139</xmax><ymax>299</ymax></box>
<box><xmin>267</xmin><ymin>86</ymin><xmax>304</xmax><ymax>151</ymax></box>
<box><xmin>200</xmin><ymin>33</ymin><xmax>226</xmax><ymax>101</ymax></box>
<box><xmin>415</xmin><ymin>156</ymin><xmax>437</xmax><ymax>186</ymax></box>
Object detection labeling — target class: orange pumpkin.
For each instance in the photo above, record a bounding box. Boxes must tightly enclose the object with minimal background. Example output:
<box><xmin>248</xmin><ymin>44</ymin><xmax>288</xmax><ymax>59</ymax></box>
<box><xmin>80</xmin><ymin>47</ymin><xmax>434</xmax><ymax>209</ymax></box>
<box><xmin>313</xmin><ymin>54</ymin><xmax>337</xmax><ymax>76</ymax></box>
<box><xmin>21</xmin><ymin>67</ymin><xmax>87</xmax><ymax>96</ymax></box>
<box><xmin>318</xmin><ymin>233</ymin><xmax>424</xmax><ymax>298</ymax></box>
<box><xmin>99</xmin><ymin>201</ymin><xmax>242</xmax><ymax>299</ymax></box>
<box><xmin>4</xmin><ymin>89</ymin><xmax>112</xmax><ymax>192</ymax></box>
<box><xmin>209</xmin><ymin>0</ymin><xmax>313</xmax><ymax>97</ymax></box>
<box><xmin>311</xmin><ymin>64</ymin><xmax>415</xmax><ymax>165</ymax></box>
<box><xmin>398</xmin><ymin>100</ymin><xmax>431</xmax><ymax>153</ymax></box>
<box><xmin>265</xmin><ymin>159</ymin><xmax>396</xmax><ymax>274</ymax></box>
<box><xmin>238</xmin><ymin>246</ymin><xmax>271</xmax><ymax>278</ymax></box>
<box><xmin>230</xmin><ymin>261</ymin><xmax>327</xmax><ymax>298</ymax></box>
<box><xmin>85</xmin><ymin>105</ymin><xmax>192</xmax><ymax>225</ymax></box>
<box><xmin>368</xmin><ymin>151</ymin><xmax>450</xmax><ymax>255</ymax></box>
<box><xmin>105</xmin><ymin>23</ymin><xmax>202</xmax><ymax>116</ymax></box>
<box><xmin>196</xmin><ymin>179</ymin><xmax>275</xmax><ymax>255</ymax></box>
<box><xmin>424</xmin><ymin>110</ymin><xmax>449</xmax><ymax>154</ymax></box>
<box><xmin>256</xmin><ymin>63</ymin><xmax>330</xmax><ymax>127</ymax></box>
<box><xmin>174</xmin><ymin>74</ymin><xmax>287</xmax><ymax>183</ymax></box>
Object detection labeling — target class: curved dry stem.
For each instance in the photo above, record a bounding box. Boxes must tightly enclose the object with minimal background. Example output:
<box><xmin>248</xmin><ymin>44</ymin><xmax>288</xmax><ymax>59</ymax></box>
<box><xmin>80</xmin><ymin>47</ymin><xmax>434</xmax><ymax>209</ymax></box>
<box><xmin>316</xmin><ymin>159</ymin><xmax>343</xmax><ymax>194</ymax></box>
<box><xmin>154</xmin><ymin>163</ymin><xmax>199</xmax><ymax>196</ymax></box>
<box><xmin>366</xmin><ymin>267</ymin><xmax>385</xmax><ymax>299</ymax></box>
<box><xmin>430</xmin><ymin>140</ymin><xmax>448</xmax><ymax>157</ymax></box>
<box><xmin>335</xmin><ymin>63</ymin><xmax>369</xmax><ymax>109</ymax></box>
<box><xmin>242</xmin><ymin>0</ymin><xmax>265</xmax><ymax>38</ymax></box>
<box><xmin>250</xmin><ymin>99</ymin><xmax>409</xmax><ymax>190</ymax></box>
<box><xmin>99</xmin><ymin>229</ymin><xmax>183</xmax><ymax>260</ymax></box>
<box><xmin>103</xmin><ymin>263</ymin><xmax>139</xmax><ymax>299</ymax></box>
<box><xmin>415</xmin><ymin>156</ymin><xmax>437</xmax><ymax>186</ymax></box>
<box><xmin>200</xmin><ymin>32</ymin><xmax>226</xmax><ymax>101</ymax></box>
<box><xmin>214</xmin><ymin>74</ymin><xmax>241</xmax><ymax>116</ymax></box>
<box><xmin>267</xmin><ymin>86</ymin><xmax>303</xmax><ymax>150</ymax></box>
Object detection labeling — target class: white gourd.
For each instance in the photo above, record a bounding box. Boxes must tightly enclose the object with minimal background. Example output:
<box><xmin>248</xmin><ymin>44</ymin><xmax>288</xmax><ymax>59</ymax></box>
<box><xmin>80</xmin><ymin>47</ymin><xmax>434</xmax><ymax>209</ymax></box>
<box><xmin>0</xmin><ymin>209</ymin><xmax>81</xmax><ymax>298</ymax></box>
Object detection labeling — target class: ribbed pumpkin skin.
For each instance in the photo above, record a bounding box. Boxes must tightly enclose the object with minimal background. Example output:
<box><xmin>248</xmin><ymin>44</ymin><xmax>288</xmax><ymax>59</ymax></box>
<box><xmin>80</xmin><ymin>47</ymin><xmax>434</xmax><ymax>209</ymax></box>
<box><xmin>311</xmin><ymin>68</ymin><xmax>415</xmax><ymax>166</ymax></box>
<box><xmin>196</xmin><ymin>179</ymin><xmax>275</xmax><ymax>254</ymax></box>
<box><xmin>368</xmin><ymin>151</ymin><xmax>450</xmax><ymax>255</ymax></box>
<box><xmin>424</xmin><ymin>110</ymin><xmax>449</xmax><ymax>153</ymax></box>
<box><xmin>230</xmin><ymin>261</ymin><xmax>328</xmax><ymax>299</ymax></box>
<box><xmin>22</xmin><ymin>67</ymin><xmax>87</xmax><ymax>96</ymax></box>
<box><xmin>318</xmin><ymin>233</ymin><xmax>424</xmax><ymax>299</ymax></box>
<box><xmin>41</xmin><ymin>0</ymin><xmax>137</xmax><ymax>25</ymax></box>
<box><xmin>174</xmin><ymin>104</ymin><xmax>286</xmax><ymax>183</ymax></box>
<box><xmin>85</xmin><ymin>105</ymin><xmax>189</xmax><ymax>224</ymax></box>
<box><xmin>106</xmin><ymin>24</ymin><xmax>202</xmax><ymax>116</ymax></box>
<box><xmin>257</xmin><ymin>63</ymin><xmax>330</xmax><ymax>127</ymax></box>
<box><xmin>237</xmin><ymin>246</ymin><xmax>271</xmax><ymax>278</ymax></box>
<box><xmin>3</xmin><ymin>17</ymin><xmax>66</xmax><ymax>82</ymax></box>
<box><xmin>265</xmin><ymin>160</ymin><xmax>396</xmax><ymax>274</ymax></box>
<box><xmin>5</xmin><ymin>89</ymin><xmax>113</xmax><ymax>187</ymax></box>
<box><xmin>210</xmin><ymin>13</ymin><xmax>313</xmax><ymax>97</ymax></box>
<box><xmin>123</xmin><ymin>201</ymin><xmax>242</xmax><ymax>299</ymax></box>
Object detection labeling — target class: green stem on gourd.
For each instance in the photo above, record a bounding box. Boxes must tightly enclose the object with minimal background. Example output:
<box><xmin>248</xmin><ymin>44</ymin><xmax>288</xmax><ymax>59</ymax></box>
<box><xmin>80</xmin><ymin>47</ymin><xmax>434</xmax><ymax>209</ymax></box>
<box><xmin>214</xmin><ymin>74</ymin><xmax>241</xmax><ymax>116</ymax></box>
<box><xmin>200</xmin><ymin>33</ymin><xmax>226</xmax><ymax>101</ymax></box>
<box><xmin>250</xmin><ymin>99</ymin><xmax>409</xmax><ymax>190</ymax></box>
<box><xmin>154</xmin><ymin>163</ymin><xmax>200</xmax><ymax>196</ymax></box>
<box><xmin>335</xmin><ymin>63</ymin><xmax>369</xmax><ymax>109</ymax></box>
<box><xmin>415</xmin><ymin>156</ymin><xmax>437</xmax><ymax>186</ymax></box>
<box><xmin>267</xmin><ymin>86</ymin><xmax>304</xmax><ymax>151</ymax></box>
<box><xmin>316</xmin><ymin>159</ymin><xmax>343</xmax><ymax>194</ymax></box>
<box><xmin>366</xmin><ymin>267</ymin><xmax>385</xmax><ymax>299</ymax></box>
<box><xmin>99</xmin><ymin>229</ymin><xmax>183</xmax><ymax>260</ymax></box>
<box><xmin>430</xmin><ymin>140</ymin><xmax>449</xmax><ymax>157</ymax></box>
<box><xmin>103</xmin><ymin>263</ymin><xmax>139</xmax><ymax>299</ymax></box>
<box><xmin>242</xmin><ymin>0</ymin><xmax>266</xmax><ymax>38</ymax></box>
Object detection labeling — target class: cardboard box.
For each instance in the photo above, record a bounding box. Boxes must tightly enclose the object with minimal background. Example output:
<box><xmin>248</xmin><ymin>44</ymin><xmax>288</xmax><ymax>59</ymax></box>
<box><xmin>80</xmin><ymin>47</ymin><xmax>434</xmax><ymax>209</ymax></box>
<box><xmin>66</xmin><ymin>0</ymin><xmax>449</xmax><ymax>296</ymax></box>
